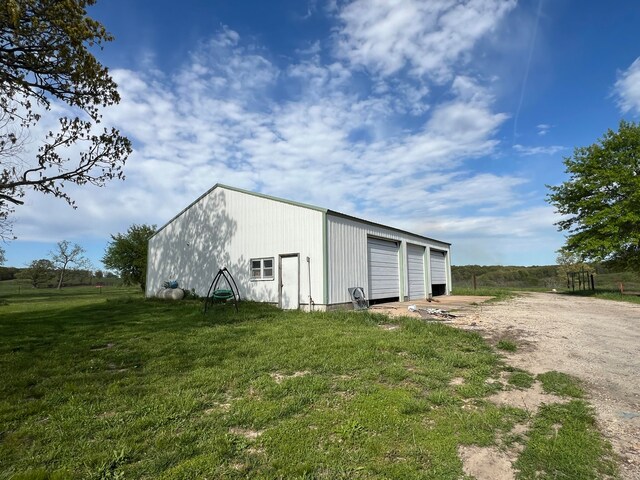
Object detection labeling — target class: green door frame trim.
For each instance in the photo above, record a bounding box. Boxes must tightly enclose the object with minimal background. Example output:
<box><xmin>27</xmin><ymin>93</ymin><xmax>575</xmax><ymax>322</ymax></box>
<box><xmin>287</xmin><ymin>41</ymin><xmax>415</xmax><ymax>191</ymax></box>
<box><xmin>322</xmin><ymin>211</ymin><xmax>329</xmax><ymax>305</ymax></box>
<box><xmin>398</xmin><ymin>241</ymin><xmax>405</xmax><ymax>301</ymax></box>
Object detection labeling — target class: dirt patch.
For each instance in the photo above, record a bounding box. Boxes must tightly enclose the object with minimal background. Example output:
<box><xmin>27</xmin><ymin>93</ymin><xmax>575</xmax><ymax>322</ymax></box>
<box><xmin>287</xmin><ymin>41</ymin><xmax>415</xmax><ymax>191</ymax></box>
<box><xmin>96</xmin><ymin>411</ymin><xmax>117</xmax><ymax>419</ymax></box>
<box><xmin>510</xmin><ymin>422</ymin><xmax>529</xmax><ymax>437</ymax></box>
<box><xmin>449</xmin><ymin>377</ymin><xmax>465</xmax><ymax>386</ymax></box>
<box><xmin>204</xmin><ymin>402</ymin><xmax>231</xmax><ymax>414</ymax></box>
<box><xmin>370</xmin><ymin>295</ymin><xmax>490</xmax><ymax>320</ymax></box>
<box><xmin>488</xmin><ymin>381</ymin><xmax>568</xmax><ymax>414</ymax></box>
<box><xmin>458</xmin><ymin>445</ymin><xmax>515</xmax><ymax>480</ymax></box>
<box><xmin>270</xmin><ymin>371</ymin><xmax>310</xmax><ymax>384</ymax></box>
<box><xmin>378</xmin><ymin>323</ymin><xmax>400</xmax><ymax>330</ymax></box>
<box><xmin>453</xmin><ymin>292</ymin><xmax>640</xmax><ymax>480</ymax></box>
<box><xmin>229</xmin><ymin>427</ymin><xmax>263</xmax><ymax>440</ymax></box>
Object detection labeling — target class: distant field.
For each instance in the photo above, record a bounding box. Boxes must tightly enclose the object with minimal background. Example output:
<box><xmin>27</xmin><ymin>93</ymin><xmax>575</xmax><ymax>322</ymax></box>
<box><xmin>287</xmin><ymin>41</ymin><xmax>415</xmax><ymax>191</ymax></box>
<box><xmin>453</xmin><ymin>265</ymin><xmax>640</xmax><ymax>292</ymax></box>
<box><xmin>0</xmin><ymin>289</ymin><xmax>616</xmax><ymax>479</ymax></box>
<box><xmin>0</xmin><ymin>282</ymin><xmax>135</xmax><ymax>299</ymax></box>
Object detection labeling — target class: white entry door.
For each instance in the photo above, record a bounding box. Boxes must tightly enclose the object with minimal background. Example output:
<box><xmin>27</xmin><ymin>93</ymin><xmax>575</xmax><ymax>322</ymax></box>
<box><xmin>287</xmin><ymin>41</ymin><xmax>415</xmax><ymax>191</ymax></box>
<box><xmin>279</xmin><ymin>254</ymin><xmax>300</xmax><ymax>309</ymax></box>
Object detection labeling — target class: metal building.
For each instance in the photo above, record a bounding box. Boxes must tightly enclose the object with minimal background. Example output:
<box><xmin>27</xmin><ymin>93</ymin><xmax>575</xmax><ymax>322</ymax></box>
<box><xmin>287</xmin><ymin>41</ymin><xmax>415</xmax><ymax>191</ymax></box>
<box><xmin>147</xmin><ymin>184</ymin><xmax>452</xmax><ymax>310</ymax></box>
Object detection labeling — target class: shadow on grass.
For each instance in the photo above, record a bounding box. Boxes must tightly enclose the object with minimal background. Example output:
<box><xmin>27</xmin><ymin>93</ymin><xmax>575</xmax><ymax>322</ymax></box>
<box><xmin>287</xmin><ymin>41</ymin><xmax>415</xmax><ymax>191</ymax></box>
<box><xmin>0</xmin><ymin>298</ymin><xmax>281</xmax><ymax>391</ymax></box>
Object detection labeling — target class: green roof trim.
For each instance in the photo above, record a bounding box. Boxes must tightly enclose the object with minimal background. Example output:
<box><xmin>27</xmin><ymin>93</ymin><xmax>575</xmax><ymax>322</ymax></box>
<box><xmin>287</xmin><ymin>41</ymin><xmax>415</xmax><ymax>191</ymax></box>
<box><xmin>325</xmin><ymin>210</ymin><xmax>451</xmax><ymax>247</ymax></box>
<box><xmin>217</xmin><ymin>183</ymin><xmax>328</xmax><ymax>214</ymax></box>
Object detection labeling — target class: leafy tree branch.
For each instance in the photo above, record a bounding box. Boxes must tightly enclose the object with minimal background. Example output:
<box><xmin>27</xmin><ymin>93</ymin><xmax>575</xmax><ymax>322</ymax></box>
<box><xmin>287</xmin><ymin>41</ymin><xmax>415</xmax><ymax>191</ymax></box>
<box><xmin>0</xmin><ymin>0</ymin><xmax>131</xmax><ymax>238</ymax></box>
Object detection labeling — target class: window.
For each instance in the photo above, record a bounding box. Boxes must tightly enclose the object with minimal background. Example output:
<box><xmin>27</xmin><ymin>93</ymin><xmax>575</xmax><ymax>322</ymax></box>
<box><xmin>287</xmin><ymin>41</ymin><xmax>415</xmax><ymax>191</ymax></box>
<box><xmin>250</xmin><ymin>257</ymin><xmax>274</xmax><ymax>280</ymax></box>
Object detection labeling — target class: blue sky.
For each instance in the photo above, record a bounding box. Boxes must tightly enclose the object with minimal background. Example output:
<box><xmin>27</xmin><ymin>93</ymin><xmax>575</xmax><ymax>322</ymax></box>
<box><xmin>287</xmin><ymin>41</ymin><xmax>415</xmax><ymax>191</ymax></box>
<box><xmin>4</xmin><ymin>0</ymin><xmax>640</xmax><ymax>269</ymax></box>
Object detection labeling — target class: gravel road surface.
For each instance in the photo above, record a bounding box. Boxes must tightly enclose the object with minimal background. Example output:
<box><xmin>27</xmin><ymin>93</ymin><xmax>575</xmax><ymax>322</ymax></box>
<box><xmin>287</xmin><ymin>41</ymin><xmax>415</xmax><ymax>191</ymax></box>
<box><xmin>461</xmin><ymin>292</ymin><xmax>640</xmax><ymax>479</ymax></box>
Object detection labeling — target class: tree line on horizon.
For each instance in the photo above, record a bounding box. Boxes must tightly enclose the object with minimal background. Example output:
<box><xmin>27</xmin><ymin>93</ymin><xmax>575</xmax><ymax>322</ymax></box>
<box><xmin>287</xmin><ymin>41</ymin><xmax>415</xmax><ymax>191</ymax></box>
<box><xmin>0</xmin><ymin>224</ymin><xmax>156</xmax><ymax>291</ymax></box>
<box><xmin>452</xmin><ymin>263</ymin><xmax>639</xmax><ymax>291</ymax></box>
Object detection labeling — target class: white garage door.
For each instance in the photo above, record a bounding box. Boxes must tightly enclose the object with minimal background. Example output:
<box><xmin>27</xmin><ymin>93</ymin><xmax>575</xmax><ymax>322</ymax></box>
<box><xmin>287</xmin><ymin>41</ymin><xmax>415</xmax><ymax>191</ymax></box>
<box><xmin>430</xmin><ymin>250</ymin><xmax>447</xmax><ymax>285</ymax></box>
<box><xmin>407</xmin><ymin>244</ymin><xmax>425</xmax><ymax>300</ymax></box>
<box><xmin>367</xmin><ymin>238</ymin><xmax>400</xmax><ymax>300</ymax></box>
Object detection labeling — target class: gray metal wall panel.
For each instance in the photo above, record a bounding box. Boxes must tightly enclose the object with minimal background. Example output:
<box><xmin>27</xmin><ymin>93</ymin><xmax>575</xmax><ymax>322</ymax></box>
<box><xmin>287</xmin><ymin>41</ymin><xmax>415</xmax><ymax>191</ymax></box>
<box><xmin>367</xmin><ymin>238</ymin><xmax>400</xmax><ymax>299</ymax></box>
<box><xmin>430</xmin><ymin>250</ymin><xmax>447</xmax><ymax>284</ymax></box>
<box><xmin>407</xmin><ymin>244</ymin><xmax>425</xmax><ymax>300</ymax></box>
<box><xmin>327</xmin><ymin>214</ymin><xmax>451</xmax><ymax>304</ymax></box>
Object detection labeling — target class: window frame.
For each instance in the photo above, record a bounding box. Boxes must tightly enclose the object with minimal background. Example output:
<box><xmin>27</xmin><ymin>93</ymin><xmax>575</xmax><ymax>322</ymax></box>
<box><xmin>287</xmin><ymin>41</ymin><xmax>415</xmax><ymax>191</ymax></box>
<box><xmin>250</xmin><ymin>257</ymin><xmax>275</xmax><ymax>281</ymax></box>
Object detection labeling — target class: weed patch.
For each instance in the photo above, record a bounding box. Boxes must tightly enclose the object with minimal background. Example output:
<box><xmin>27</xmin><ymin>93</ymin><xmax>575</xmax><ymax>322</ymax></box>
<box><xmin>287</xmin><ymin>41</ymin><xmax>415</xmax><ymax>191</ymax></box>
<box><xmin>515</xmin><ymin>401</ymin><xmax>618</xmax><ymax>479</ymax></box>
<box><xmin>452</xmin><ymin>287</ymin><xmax>517</xmax><ymax>302</ymax></box>
<box><xmin>564</xmin><ymin>289</ymin><xmax>640</xmax><ymax>305</ymax></box>
<box><xmin>538</xmin><ymin>371</ymin><xmax>584</xmax><ymax>398</ymax></box>
<box><xmin>508</xmin><ymin>370</ymin><xmax>535</xmax><ymax>389</ymax></box>
<box><xmin>497</xmin><ymin>339</ymin><xmax>518</xmax><ymax>352</ymax></box>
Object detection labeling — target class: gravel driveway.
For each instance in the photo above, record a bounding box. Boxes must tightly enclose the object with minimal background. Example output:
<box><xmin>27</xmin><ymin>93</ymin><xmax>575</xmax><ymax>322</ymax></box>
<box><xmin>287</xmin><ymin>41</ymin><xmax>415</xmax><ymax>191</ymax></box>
<box><xmin>458</xmin><ymin>292</ymin><xmax>640</xmax><ymax>480</ymax></box>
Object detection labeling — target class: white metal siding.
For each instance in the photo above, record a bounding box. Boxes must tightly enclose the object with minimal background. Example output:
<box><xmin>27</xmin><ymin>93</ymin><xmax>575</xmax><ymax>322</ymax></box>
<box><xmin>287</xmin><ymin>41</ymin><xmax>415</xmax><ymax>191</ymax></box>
<box><xmin>407</xmin><ymin>244</ymin><xmax>425</xmax><ymax>300</ymax></box>
<box><xmin>327</xmin><ymin>214</ymin><xmax>451</xmax><ymax>304</ymax></box>
<box><xmin>147</xmin><ymin>187</ymin><xmax>324</xmax><ymax>305</ymax></box>
<box><xmin>367</xmin><ymin>238</ymin><xmax>400</xmax><ymax>300</ymax></box>
<box><xmin>430</xmin><ymin>250</ymin><xmax>447</xmax><ymax>284</ymax></box>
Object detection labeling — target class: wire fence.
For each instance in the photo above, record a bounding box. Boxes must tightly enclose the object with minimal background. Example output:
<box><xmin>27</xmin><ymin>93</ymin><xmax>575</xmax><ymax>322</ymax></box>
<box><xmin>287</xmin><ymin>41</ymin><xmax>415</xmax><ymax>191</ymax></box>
<box><xmin>452</xmin><ymin>271</ymin><xmax>640</xmax><ymax>293</ymax></box>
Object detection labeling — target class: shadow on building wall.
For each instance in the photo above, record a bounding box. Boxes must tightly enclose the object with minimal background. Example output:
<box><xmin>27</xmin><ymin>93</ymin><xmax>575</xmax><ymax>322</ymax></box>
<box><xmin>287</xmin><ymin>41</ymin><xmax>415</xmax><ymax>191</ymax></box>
<box><xmin>148</xmin><ymin>190</ymin><xmax>279</xmax><ymax>303</ymax></box>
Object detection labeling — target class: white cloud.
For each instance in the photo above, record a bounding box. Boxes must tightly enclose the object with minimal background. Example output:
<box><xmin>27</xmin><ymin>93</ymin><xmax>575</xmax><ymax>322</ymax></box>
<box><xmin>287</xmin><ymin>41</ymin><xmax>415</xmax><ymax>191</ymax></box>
<box><xmin>431</xmin><ymin>205</ymin><xmax>565</xmax><ymax>265</ymax></box>
<box><xmin>8</xmin><ymin>18</ymin><xmax>563</xmax><ymax>267</ymax></box>
<box><xmin>335</xmin><ymin>0</ymin><xmax>516</xmax><ymax>82</ymax></box>
<box><xmin>427</xmin><ymin>205</ymin><xmax>559</xmax><ymax>238</ymax></box>
<box><xmin>614</xmin><ymin>57</ymin><xmax>640</xmax><ymax>114</ymax></box>
<box><xmin>537</xmin><ymin>123</ymin><xmax>551</xmax><ymax>135</ymax></box>
<box><xmin>513</xmin><ymin>144</ymin><xmax>565</xmax><ymax>156</ymax></box>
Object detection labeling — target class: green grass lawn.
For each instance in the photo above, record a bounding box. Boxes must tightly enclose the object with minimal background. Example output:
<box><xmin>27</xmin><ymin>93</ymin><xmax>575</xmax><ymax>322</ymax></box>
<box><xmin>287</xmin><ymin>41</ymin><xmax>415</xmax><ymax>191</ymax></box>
<box><xmin>563</xmin><ymin>289</ymin><xmax>640</xmax><ymax>305</ymax></box>
<box><xmin>454</xmin><ymin>284</ymin><xmax>640</xmax><ymax>306</ymax></box>
<box><xmin>0</xmin><ymin>289</ymin><xmax>617</xmax><ymax>479</ymax></box>
<box><xmin>451</xmin><ymin>286</ymin><xmax>519</xmax><ymax>302</ymax></box>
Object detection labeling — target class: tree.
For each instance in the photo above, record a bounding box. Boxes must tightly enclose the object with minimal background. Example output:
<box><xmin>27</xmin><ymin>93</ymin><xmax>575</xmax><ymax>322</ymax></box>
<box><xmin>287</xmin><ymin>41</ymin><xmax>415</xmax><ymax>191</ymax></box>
<box><xmin>102</xmin><ymin>224</ymin><xmax>156</xmax><ymax>291</ymax></box>
<box><xmin>555</xmin><ymin>248</ymin><xmax>593</xmax><ymax>289</ymax></box>
<box><xmin>50</xmin><ymin>240</ymin><xmax>90</xmax><ymax>289</ymax></box>
<box><xmin>0</xmin><ymin>245</ymin><xmax>4</xmax><ymax>264</ymax></box>
<box><xmin>0</xmin><ymin>0</ymin><xmax>132</xmax><ymax>237</ymax></box>
<box><xmin>547</xmin><ymin>121</ymin><xmax>640</xmax><ymax>272</ymax></box>
<box><xmin>16</xmin><ymin>258</ymin><xmax>53</xmax><ymax>287</ymax></box>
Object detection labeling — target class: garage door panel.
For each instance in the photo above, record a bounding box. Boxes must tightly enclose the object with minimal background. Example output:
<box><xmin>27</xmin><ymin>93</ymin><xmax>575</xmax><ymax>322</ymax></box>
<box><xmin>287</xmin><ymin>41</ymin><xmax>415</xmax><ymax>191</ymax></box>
<box><xmin>407</xmin><ymin>244</ymin><xmax>425</xmax><ymax>300</ymax></box>
<box><xmin>368</xmin><ymin>238</ymin><xmax>400</xmax><ymax>300</ymax></box>
<box><xmin>430</xmin><ymin>250</ymin><xmax>447</xmax><ymax>285</ymax></box>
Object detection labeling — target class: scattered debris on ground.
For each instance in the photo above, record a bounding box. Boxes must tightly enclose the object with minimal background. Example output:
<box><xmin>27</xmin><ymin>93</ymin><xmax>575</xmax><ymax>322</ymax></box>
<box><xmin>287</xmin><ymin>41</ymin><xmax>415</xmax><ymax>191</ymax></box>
<box><xmin>408</xmin><ymin>304</ymin><xmax>457</xmax><ymax>320</ymax></box>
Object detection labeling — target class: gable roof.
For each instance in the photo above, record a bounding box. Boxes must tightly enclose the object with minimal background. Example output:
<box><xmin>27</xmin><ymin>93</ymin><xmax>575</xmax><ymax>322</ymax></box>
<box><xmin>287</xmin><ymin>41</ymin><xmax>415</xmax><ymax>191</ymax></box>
<box><xmin>152</xmin><ymin>183</ymin><xmax>450</xmax><ymax>246</ymax></box>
